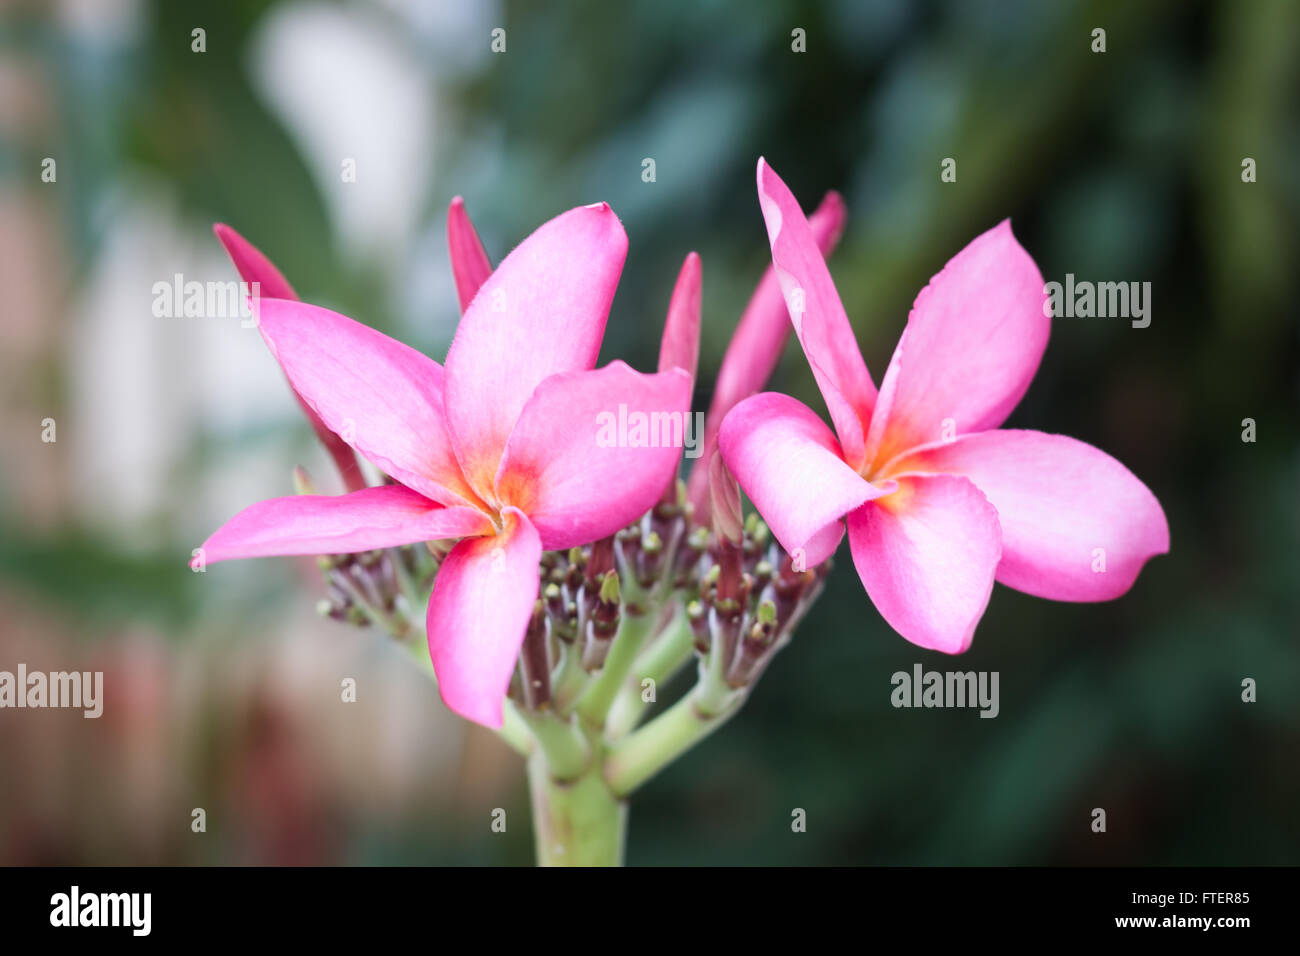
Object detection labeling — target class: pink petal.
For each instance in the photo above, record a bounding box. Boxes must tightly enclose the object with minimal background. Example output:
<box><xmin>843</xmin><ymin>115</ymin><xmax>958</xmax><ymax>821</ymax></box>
<box><xmin>657</xmin><ymin>251</ymin><xmax>701</xmax><ymax>385</ymax></box>
<box><xmin>846</xmin><ymin>474</ymin><xmax>1002</xmax><ymax>654</ymax></box>
<box><xmin>212</xmin><ymin>223</ymin><xmax>297</xmax><ymax>301</ymax></box>
<box><xmin>756</xmin><ymin>159</ymin><xmax>876</xmax><ymax>469</ymax></box>
<box><xmin>444</xmin><ymin>202</ymin><xmax>628</xmax><ymax>496</ymax></box>
<box><xmin>688</xmin><ymin>190</ymin><xmax>847</xmax><ymax>522</ymax></box>
<box><xmin>718</xmin><ymin>392</ymin><xmax>895</xmax><ymax>567</ymax></box>
<box><xmin>891</xmin><ymin>430</ymin><xmax>1169</xmax><ymax>601</ymax></box>
<box><xmin>194</xmin><ymin>485</ymin><xmax>492</xmax><ymax>565</ymax></box>
<box><xmin>863</xmin><ymin>220</ymin><xmax>1049</xmax><ymax>470</ymax></box>
<box><xmin>708</xmin><ymin>450</ymin><xmax>744</xmax><ymax>545</ymax></box>
<box><xmin>447</xmin><ymin>197</ymin><xmax>493</xmax><ymax>314</ymax></box>
<box><xmin>495</xmin><ymin>361</ymin><xmax>692</xmax><ymax>551</ymax></box>
<box><xmin>426</xmin><ymin>507</ymin><xmax>541</xmax><ymax>728</ymax></box>
<box><xmin>256</xmin><ymin>299</ymin><xmax>483</xmax><ymax>509</ymax></box>
<box><xmin>213</xmin><ymin>224</ymin><xmax>365</xmax><ymax>492</ymax></box>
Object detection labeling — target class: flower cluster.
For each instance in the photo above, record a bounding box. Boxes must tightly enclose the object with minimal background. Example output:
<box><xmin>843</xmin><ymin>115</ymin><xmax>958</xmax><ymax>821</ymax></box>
<box><xmin>194</xmin><ymin>160</ymin><xmax>1167</xmax><ymax>797</ymax></box>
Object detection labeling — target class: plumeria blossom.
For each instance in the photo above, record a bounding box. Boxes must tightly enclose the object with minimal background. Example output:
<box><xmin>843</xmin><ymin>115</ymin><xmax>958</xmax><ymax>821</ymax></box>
<box><xmin>719</xmin><ymin>160</ymin><xmax>1169</xmax><ymax>653</ymax></box>
<box><xmin>196</xmin><ymin>201</ymin><xmax>692</xmax><ymax>727</ymax></box>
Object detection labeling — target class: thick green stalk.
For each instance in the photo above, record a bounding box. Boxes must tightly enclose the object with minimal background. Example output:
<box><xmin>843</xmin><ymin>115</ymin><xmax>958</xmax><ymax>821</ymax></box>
<box><xmin>575</xmin><ymin>608</ymin><xmax>657</xmax><ymax>726</ymax></box>
<box><xmin>517</xmin><ymin>709</ymin><xmax>589</xmax><ymax>780</ymax></box>
<box><xmin>528</xmin><ymin>750</ymin><xmax>627</xmax><ymax>866</ymax></box>
<box><xmin>551</xmin><ymin>640</ymin><xmax>589</xmax><ymax>714</ymax></box>
<box><xmin>605</xmin><ymin>606</ymin><xmax>696</xmax><ymax>737</ymax></box>
<box><xmin>603</xmin><ymin>645</ymin><xmax>746</xmax><ymax>797</ymax></box>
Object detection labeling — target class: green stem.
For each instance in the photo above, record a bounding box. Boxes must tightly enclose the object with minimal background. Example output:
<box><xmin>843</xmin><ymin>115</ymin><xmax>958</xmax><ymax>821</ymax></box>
<box><xmin>603</xmin><ymin>644</ymin><xmax>746</xmax><ymax>797</ymax></box>
<box><xmin>575</xmin><ymin>608</ymin><xmax>656</xmax><ymax>726</ymax></box>
<box><xmin>606</xmin><ymin>606</ymin><xmax>695</xmax><ymax>737</ymax></box>
<box><xmin>551</xmin><ymin>639</ymin><xmax>589</xmax><ymax>714</ymax></box>
<box><xmin>528</xmin><ymin>750</ymin><xmax>626</xmax><ymax>866</ymax></box>
<box><xmin>498</xmin><ymin>701</ymin><xmax>535</xmax><ymax>758</ymax></box>
<box><xmin>517</xmin><ymin>709</ymin><xmax>589</xmax><ymax>780</ymax></box>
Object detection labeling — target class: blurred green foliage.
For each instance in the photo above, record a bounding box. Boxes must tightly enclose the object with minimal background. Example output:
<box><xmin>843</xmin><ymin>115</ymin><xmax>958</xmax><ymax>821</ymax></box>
<box><xmin>5</xmin><ymin>0</ymin><xmax>1298</xmax><ymax>864</ymax></box>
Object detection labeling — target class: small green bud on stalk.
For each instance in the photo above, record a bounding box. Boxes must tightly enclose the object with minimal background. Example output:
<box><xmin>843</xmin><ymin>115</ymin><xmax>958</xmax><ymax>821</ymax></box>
<box><xmin>701</xmin><ymin>563</ymin><xmax>721</xmax><ymax>606</ymax></box>
<box><xmin>686</xmin><ymin>599</ymin><xmax>710</xmax><ymax>653</ymax></box>
<box><xmin>599</xmin><ymin>568</ymin><xmax>621</xmax><ymax>605</ymax></box>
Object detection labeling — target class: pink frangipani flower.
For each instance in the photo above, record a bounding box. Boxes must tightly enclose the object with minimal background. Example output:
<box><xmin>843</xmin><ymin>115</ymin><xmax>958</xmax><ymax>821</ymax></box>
<box><xmin>196</xmin><ymin>202</ymin><xmax>692</xmax><ymax>727</ymax></box>
<box><xmin>719</xmin><ymin>159</ymin><xmax>1169</xmax><ymax>653</ymax></box>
